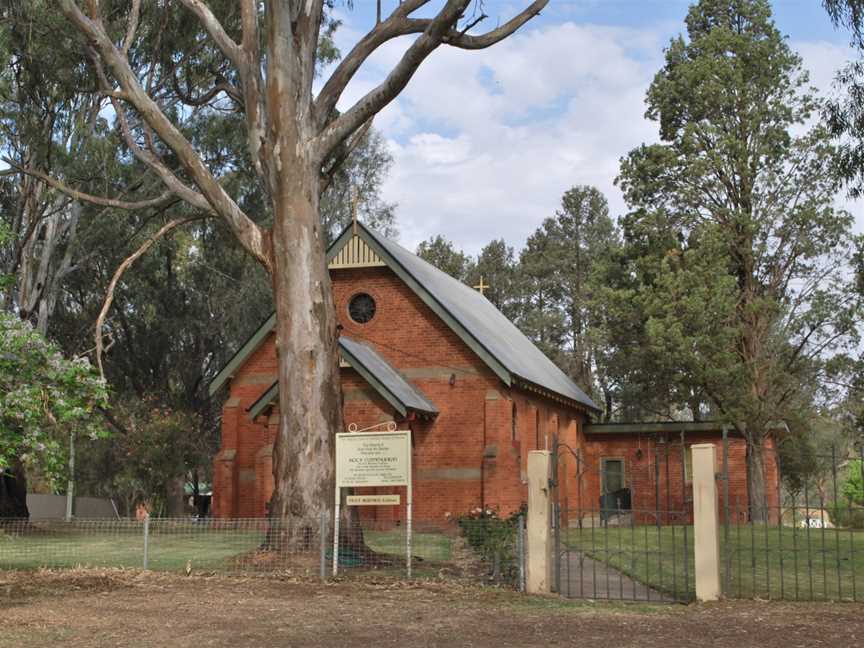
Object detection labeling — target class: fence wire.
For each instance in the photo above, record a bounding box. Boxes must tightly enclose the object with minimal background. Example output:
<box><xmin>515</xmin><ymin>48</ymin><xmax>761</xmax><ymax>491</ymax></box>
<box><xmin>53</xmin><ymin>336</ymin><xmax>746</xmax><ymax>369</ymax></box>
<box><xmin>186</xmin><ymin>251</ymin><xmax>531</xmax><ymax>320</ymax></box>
<box><xmin>0</xmin><ymin>515</ymin><xmax>524</xmax><ymax>588</ymax></box>
<box><xmin>550</xmin><ymin>432</ymin><xmax>864</xmax><ymax>604</ymax></box>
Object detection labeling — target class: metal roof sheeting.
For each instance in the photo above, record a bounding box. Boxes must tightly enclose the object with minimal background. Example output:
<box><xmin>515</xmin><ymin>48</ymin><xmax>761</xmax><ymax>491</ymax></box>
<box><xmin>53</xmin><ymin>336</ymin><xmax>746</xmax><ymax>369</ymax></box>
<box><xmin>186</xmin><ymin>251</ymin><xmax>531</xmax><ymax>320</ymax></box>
<box><xmin>213</xmin><ymin>222</ymin><xmax>599</xmax><ymax>413</ymax></box>
<box><xmin>245</xmin><ymin>336</ymin><xmax>438</xmax><ymax>419</ymax></box>
<box><xmin>339</xmin><ymin>336</ymin><xmax>438</xmax><ymax>416</ymax></box>
<box><xmin>361</xmin><ymin>226</ymin><xmax>599</xmax><ymax>412</ymax></box>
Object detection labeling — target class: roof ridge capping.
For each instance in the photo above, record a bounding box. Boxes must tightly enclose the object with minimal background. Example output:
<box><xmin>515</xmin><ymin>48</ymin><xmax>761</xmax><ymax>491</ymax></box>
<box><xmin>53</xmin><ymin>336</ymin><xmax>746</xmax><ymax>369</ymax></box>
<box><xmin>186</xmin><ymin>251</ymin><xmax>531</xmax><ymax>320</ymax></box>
<box><xmin>583</xmin><ymin>421</ymin><xmax>789</xmax><ymax>435</ymax></box>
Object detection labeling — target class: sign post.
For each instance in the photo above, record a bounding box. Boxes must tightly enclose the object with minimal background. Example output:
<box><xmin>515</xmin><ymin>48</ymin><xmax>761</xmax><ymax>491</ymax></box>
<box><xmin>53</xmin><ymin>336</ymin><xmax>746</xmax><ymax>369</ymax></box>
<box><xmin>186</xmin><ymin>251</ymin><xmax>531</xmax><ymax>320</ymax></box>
<box><xmin>333</xmin><ymin>428</ymin><xmax>412</xmax><ymax>577</ymax></box>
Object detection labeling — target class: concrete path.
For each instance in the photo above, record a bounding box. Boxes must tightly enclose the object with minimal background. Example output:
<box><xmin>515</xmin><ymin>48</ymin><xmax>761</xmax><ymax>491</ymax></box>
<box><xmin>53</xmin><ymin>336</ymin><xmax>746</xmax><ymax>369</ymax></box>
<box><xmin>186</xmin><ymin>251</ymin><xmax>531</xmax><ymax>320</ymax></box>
<box><xmin>557</xmin><ymin>551</ymin><xmax>674</xmax><ymax>602</ymax></box>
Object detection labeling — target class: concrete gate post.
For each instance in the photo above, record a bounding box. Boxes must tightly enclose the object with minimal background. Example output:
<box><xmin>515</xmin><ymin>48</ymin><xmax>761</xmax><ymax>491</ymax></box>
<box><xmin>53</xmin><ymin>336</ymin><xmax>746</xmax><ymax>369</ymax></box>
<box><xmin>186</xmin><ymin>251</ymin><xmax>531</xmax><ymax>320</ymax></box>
<box><xmin>692</xmin><ymin>443</ymin><xmax>721</xmax><ymax>601</ymax></box>
<box><xmin>526</xmin><ymin>450</ymin><xmax>552</xmax><ymax>594</ymax></box>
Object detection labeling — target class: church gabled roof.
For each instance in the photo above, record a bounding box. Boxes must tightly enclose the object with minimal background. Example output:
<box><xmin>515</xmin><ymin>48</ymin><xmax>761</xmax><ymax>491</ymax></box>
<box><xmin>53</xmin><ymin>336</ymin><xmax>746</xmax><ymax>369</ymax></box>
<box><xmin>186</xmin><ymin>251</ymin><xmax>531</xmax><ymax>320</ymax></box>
<box><xmin>210</xmin><ymin>222</ymin><xmax>599</xmax><ymax>413</ymax></box>
<box><xmin>352</xmin><ymin>223</ymin><xmax>599</xmax><ymax>412</ymax></box>
<box><xmin>246</xmin><ymin>336</ymin><xmax>438</xmax><ymax>419</ymax></box>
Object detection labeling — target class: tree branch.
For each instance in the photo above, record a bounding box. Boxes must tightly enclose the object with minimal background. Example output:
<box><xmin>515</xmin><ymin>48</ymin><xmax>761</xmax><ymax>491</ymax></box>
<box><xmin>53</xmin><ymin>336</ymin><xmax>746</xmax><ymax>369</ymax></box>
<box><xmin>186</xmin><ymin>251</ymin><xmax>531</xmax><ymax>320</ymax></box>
<box><xmin>320</xmin><ymin>118</ymin><xmax>373</xmax><ymax>194</ymax></box>
<box><xmin>296</xmin><ymin>0</ymin><xmax>327</xmax><ymax>111</ymax></box>
<box><xmin>171</xmin><ymin>71</ymin><xmax>242</xmax><ymax>107</ymax></box>
<box><xmin>110</xmin><ymin>94</ymin><xmax>212</xmax><ymax>211</ymax></box>
<box><xmin>3</xmin><ymin>160</ymin><xmax>178</xmax><ymax>211</ymax></box>
<box><xmin>59</xmin><ymin>0</ymin><xmax>271</xmax><ymax>271</ymax></box>
<box><xmin>312</xmin><ymin>0</ymin><xmax>546</xmax><ymax>162</ymax></box>
<box><xmin>178</xmin><ymin>0</ymin><xmax>268</xmax><ymax>179</ymax></box>
<box><xmin>313</xmin><ymin>0</ymin><xmax>432</xmax><ymax>130</ymax></box>
<box><xmin>122</xmin><ymin>0</ymin><xmax>142</xmax><ymax>54</ymax></box>
<box><xmin>442</xmin><ymin>0</ymin><xmax>548</xmax><ymax>49</ymax></box>
<box><xmin>95</xmin><ymin>216</ymin><xmax>205</xmax><ymax>378</ymax></box>
<box><xmin>235</xmin><ymin>0</ymin><xmax>267</xmax><ymax>180</ymax></box>
<box><xmin>312</xmin><ymin>0</ymin><xmax>472</xmax><ymax>163</ymax></box>
<box><xmin>177</xmin><ymin>0</ymin><xmax>244</xmax><ymax>70</ymax></box>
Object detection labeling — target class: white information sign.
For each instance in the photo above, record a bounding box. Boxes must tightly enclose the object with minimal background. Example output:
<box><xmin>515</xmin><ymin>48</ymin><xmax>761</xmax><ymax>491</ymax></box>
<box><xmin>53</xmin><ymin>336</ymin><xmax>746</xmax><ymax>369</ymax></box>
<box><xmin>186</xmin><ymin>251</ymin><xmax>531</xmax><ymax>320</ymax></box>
<box><xmin>332</xmin><ymin>428</ymin><xmax>413</xmax><ymax>579</ymax></box>
<box><xmin>336</xmin><ymin>431</ymin><xmax>411</xmax><ymax>487</ymax></box>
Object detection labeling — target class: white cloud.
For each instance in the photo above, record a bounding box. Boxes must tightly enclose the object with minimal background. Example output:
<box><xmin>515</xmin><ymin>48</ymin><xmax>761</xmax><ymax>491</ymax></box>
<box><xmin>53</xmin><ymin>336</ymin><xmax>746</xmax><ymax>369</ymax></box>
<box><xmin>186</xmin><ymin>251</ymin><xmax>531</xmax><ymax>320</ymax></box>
<box><xmin>793</xmin><ymin>40</ymin><xmax>855</xmax><ymax>97</ymax></box>
<box><xmin>330</xmin><ymin>17</ymin><xmax>863</xmax><ymax>254</ymax></box>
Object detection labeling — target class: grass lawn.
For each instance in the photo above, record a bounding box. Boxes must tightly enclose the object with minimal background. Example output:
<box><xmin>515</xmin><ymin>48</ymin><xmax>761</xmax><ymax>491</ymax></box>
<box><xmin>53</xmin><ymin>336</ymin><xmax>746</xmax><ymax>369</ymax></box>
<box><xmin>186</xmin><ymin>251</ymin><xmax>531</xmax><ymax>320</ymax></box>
<box><xmin>0</xmin><ymin>525</ymin><xmax>263</xmax><ymax>571</ymax></box>
<box><xmin>364</xmin><ymin>529</ymin><xmax>452</xmax><ymax>562</ymax></box>
<box><xmin>0</xmin><ymin>523</ymin><xmax>454</xmax><ymax>574</ymax></box>
<box><xmin>565</xmin><ymin>524</ymin><xmax>864</xmax><ymax>601</ymax></box>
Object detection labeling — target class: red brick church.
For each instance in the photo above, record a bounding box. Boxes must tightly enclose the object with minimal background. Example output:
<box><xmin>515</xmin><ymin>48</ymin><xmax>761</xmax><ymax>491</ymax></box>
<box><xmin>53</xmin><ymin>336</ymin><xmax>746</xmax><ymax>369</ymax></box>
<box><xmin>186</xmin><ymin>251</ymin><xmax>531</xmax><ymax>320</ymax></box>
<box><xmin>209</xmin><ymin>223</ymin><xmax>778</xmax><ymax>525</ymax></box>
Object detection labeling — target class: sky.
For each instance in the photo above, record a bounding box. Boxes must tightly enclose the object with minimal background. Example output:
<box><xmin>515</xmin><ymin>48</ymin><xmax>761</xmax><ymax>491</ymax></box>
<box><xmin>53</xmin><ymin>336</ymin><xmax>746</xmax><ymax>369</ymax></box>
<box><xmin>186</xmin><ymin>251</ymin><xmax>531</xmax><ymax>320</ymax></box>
<box><xmin>328</xmin><ymin>0</ymin><xmax>864</xmax><ymax>255</ymax></box>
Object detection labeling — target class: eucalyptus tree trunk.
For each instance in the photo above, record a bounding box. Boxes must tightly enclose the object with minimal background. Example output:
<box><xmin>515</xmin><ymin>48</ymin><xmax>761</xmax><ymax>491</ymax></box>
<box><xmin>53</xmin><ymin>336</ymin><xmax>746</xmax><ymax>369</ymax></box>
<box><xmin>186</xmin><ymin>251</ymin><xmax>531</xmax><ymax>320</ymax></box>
<box><xmin>267</xmin><ymin>162</ymin><xmax>344</xmax><ymax>547</ymax></box>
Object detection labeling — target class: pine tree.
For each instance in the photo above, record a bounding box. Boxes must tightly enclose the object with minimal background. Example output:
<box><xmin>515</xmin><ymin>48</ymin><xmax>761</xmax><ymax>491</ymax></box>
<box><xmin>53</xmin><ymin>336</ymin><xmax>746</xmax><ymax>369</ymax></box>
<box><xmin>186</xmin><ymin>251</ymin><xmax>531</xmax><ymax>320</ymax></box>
<box><xmin>615</xmin><ymin>0</ymin><xmax>861</xmax><ymax>518</ymax></box>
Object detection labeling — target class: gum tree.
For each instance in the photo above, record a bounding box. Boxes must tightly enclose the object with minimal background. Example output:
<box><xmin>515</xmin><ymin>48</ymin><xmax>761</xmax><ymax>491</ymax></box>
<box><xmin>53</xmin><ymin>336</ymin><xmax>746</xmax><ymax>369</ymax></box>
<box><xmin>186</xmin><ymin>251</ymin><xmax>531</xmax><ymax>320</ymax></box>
<box><xmin>36</xmin><ymin>0</ymin><xmax>547</xmax><ymax>540</ymax></box>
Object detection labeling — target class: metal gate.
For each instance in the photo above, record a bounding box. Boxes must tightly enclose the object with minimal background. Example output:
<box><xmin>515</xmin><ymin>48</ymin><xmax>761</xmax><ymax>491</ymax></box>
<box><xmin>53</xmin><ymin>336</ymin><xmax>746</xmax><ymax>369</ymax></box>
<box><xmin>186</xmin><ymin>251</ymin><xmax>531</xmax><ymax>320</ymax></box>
<box><xmin>551</xmin><ymin>433</ymin><xmax>694</xmax><ymax>602</ymax></box>
<box><xmin>717</xmin><ymin>432</ymin><xmax>864</xmax><ymax>602</ymax></box>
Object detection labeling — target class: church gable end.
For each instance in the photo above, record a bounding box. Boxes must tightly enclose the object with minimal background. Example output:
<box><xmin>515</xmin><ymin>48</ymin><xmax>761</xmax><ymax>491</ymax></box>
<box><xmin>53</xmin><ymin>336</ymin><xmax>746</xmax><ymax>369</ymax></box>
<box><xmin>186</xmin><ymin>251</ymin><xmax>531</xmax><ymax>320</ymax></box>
<box><xmin>210</xmin><ymin>222</ymin><xmax>599</xmax><ymax>415</ymax></box>
<box><xmin>328</xmin><ymin>232</ymin><xmax>386</xmax><ymax>269</ymax></box>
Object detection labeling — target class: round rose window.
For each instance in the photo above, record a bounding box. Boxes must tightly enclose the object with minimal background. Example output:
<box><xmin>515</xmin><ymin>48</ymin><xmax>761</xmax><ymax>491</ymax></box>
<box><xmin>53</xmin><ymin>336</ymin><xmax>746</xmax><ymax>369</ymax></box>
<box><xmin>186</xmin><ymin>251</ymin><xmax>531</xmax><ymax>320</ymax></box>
<box><xmin>348</xmin><ymin>293</ymin><xmax>376</xmax><ymax>324</ymax></box>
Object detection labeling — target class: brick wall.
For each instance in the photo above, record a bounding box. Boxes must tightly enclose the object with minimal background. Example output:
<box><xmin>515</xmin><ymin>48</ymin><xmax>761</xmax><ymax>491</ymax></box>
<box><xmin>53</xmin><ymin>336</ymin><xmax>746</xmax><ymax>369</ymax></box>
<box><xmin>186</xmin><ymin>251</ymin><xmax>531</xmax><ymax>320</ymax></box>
<box><xmin>212</xmin><ymin>265</ymin><xmax>591</xmax><ymax>523</ymax></box>
<box><xmin>211</xmin><ymin>264</ymin><xmax>776</xmax><ymax>528</ymax></box>
<box><xmin>580</xmin><ymin>432</ymin><xmax>780</xmax><ymax>525</ymax></box>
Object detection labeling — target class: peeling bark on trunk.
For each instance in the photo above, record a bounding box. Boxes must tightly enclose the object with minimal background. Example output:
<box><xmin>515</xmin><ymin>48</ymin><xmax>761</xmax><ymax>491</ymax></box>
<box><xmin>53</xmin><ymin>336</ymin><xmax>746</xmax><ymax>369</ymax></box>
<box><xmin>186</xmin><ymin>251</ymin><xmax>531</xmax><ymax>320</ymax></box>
<box><xmin>55</xmin><ymin>0</ymin><xmax>548</xmax><ymax>551</ymax></box>
<box><xmin>266</xmin><ymin>162</ymin><xmax>345</xmax><ymax>549</ymax></box>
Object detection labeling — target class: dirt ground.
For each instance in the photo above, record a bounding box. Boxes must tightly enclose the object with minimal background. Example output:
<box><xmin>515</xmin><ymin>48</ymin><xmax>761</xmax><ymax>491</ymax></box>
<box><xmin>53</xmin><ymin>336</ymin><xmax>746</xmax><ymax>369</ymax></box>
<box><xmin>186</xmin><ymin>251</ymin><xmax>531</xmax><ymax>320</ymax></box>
<box><xmin>1</xmin><ymin>570</ymin><xmax>862</xmax><ymax>647</ymax></box>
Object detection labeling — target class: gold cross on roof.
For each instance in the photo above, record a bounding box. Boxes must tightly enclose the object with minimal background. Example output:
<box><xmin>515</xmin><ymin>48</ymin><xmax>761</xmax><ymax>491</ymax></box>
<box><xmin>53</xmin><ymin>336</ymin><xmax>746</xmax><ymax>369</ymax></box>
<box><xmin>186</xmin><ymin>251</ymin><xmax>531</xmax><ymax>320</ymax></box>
<box><xmin>473</xmin><ymin>276</ymin><xmax>489</xmax><ymax>296</ymax></box>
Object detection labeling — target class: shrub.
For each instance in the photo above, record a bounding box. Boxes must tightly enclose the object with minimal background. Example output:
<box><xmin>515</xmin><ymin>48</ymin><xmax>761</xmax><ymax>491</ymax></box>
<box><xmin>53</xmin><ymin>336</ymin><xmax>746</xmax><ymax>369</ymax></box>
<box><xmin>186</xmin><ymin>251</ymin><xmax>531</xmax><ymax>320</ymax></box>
<box><xmin>841</xmin><ymin>460</ymin><xmax>864</xmax><ymax>506</ymax></box>
<box><xmin>826</xmin><ymin>501</ymin><xmax>864</xmax><ymax>529</ymax></box>
<box><xmin>455</xmin><ymin>505</ymin><xmax>525</xmax><ymax>585</ymax></box>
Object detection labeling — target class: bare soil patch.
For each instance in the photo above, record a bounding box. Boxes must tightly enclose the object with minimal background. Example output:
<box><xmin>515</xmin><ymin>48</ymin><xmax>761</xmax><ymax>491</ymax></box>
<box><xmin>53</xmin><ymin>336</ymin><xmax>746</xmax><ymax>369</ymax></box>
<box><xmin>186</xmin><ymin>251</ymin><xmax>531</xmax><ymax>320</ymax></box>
<box><xmin>1</xmin><ymin>569</ymin><xmax>862</xmax><ymax>647</ymax></box>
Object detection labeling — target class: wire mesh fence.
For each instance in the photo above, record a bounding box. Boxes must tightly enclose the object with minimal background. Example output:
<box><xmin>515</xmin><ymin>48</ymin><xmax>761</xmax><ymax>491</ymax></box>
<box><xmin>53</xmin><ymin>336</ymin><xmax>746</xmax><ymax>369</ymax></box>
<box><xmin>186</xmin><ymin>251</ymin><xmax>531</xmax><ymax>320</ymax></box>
<box><xmin>0</xmin><ymin>515</ymin><xmax>525</xmax><ymax>589</ymax></box>
<box><xmin>549</xmin><ymin>431</ymin><xmax>864</xmax><ymax>604</ymax></box>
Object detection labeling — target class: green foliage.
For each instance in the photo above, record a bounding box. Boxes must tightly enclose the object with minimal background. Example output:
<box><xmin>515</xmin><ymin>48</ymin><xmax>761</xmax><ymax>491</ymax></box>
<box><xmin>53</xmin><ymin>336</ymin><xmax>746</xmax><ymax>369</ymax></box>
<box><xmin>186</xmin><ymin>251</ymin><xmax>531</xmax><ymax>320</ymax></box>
<box><xmin>320</xmin><ymin>128</ymin><xmax>397</xmax><ymax>244</ymax></box>
<box><xmin>0</xmin><ymin>312</ymin><xmax>108</xmax><ymax>484</ymax></box>
<box><xmin>824</xmin><ymin>0</ymin><xmax>864</xmax><ymax>48</ymax></box>
<box><xmin>456</xmin><ymin>506</ymin><xmax>524</xmax><ymax>584</ymax></box>
<box><xmin>842</xmin><ymin>459</ymin><xmax>864</xmax><ymax>505</ymax></box>
<box><xmin>0</xmin><ymin>3</ymin><xmax>398</xmax><ymax>511</ymax></box>
<box><xmin>610</xmin><ymin>0</ymin><xmax>860</xmax><ymax>444</ymax></box>
<box><xmin>76</xmin><ymin>397</ymin><xmax>204</xmax><ymax>515</ymax></box>
<box><xmin>414</xmin><ymin>186</ymin><xmax>621</xmax><ymax>414</ymax></box>
<box><xmin>517</xmin><ymin>186</ymin><xmax>620</xmax><ymax>403</ymax></box>
<box><xmin>467</xmin><ymin>239</ymin><xmax>519</xmax><ymax>320</ymax></box>
<box><xmin>826</xmin><ymin>500</ymin><xmax>864</xmax><ymax>529</ymax></box>
<box><xmin>0</xmin><ymin>221</ymin><xmax>13</xmax><ymax>294</ymax></box>
<box><xmin>825</xmin><ymin>56</ymin><xmax>864</xmax><ymax>197</ymax></box>
<box><xmin>416</xmin><ymin>235</ymin><xmax>475</xmax><ymax>281</ymax></box>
